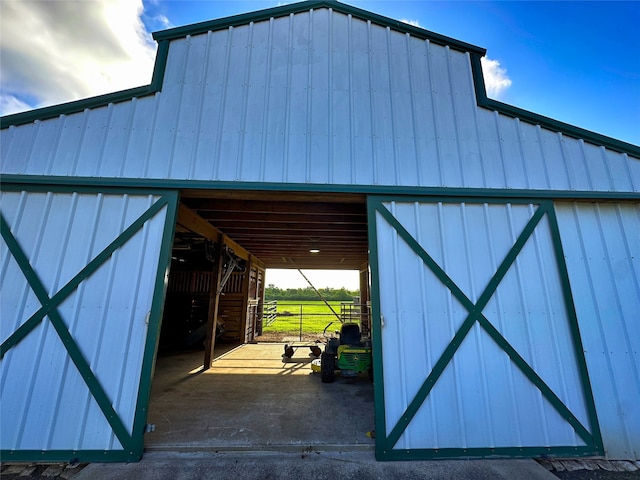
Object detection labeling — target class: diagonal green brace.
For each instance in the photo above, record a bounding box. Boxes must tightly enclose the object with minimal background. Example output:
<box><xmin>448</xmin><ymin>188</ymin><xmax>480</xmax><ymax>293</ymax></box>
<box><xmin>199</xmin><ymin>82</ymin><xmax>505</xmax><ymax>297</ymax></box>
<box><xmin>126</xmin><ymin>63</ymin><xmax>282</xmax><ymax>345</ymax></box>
<box><xmin>381</xmin><ymin>202</ymin><xmax>547</xmax><ymax>449</ymax></box>
<box><xmin>1</xmin><ymin>198</ymin><xmax>168</xmax><ymax>358</ymax></box>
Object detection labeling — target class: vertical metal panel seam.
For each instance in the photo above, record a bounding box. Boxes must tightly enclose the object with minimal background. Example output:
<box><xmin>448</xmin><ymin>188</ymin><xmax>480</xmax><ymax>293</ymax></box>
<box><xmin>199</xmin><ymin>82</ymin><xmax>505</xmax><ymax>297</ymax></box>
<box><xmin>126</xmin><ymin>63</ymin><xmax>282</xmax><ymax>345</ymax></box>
<box><xmin>22</xmin><ymin>122</ymin><xmax>39</xmax><ymax>175</ymax></box>
<box><xmin>366</xmin><ymin>20</ymin><xmax>378</xmax><ymax>185</ymax></box>
<box><xmin>282</xmin><ymin>14</ymin><xmax>294</xmax><ymax>182</ymax></box>
<box><xmin>45</xmin><ymin>117</ymin><xmax>66</xmax><ymax>176</ymax></box>
<box><xmin>492</xmin><ymin>111</ymin><xmax>509</xmax><ymax>188</ymax></box>
<box><xmin>620</xmin><ymin>153</ymin><xmax>638</xmax><ymax>192</ymax></box>
<box><xmin>598</xmin><ymin>146</ymin><xmax>616</xmax><ymax>191</ymax></box>
<box><xmin>557</xmin><ymin>132</ymin><xmax>574</xmax><ymax>191</ymax></box>
<box><xmin>141</xmin><ymin>93</ymin><xmax>161</xmax><ymax>178</ymax></box>
<box><xmin>327</xmin><ymin>10</ymin><xmax>334</xmax><ymax>182</ymax></box>
<box><xmin>188</xmin><ymin>30</ymin><xmax>213</xmax><ymax>180</ymax></box>
<box><xmin>166</xmin><ymin>36</ymin><xmax>191</xmax><ymax>178</ymax></box>
<box><xmin>534</xmin><ymin>125</ymin><xmax>553</xmax><ymax>190</ymax></box>
<box><xmin>445</xmin><ymin>46</ymin><xmax>466</xmax><ymax>187</ymax></box>
<box><xmin>577</xmin><ymin>140</ymin><xmax>595</xmax><ymax>191</ymax></box>
<box><xmin>305</xmin><ymin>12</ymin><xmax>313</xmax><ymax>183</ymax></box>
<box><xmin>94</xmin><ymin>105</ymin><xmax>114</xmax><ymax>177</ymax></box>
<box><xmin>117</xmin><ymin>99</ymin><xmax>137</xmax><ymax>178</ymax></box>
<box><xmin>348</xmin><ymin>14</ymin><xmax>356</xmax><ymax>184</ymax></box>
<box><xmin>514</xmin><ymin>119</ymin><xmax>531</xmax><ymax>189</ymax></box>
<box><xmin>259</xmin><ymin>18</ymin><xmax>274</xmax><ymax>182</ymax></box>
<box><xmin>425</xmin><ymin>40</ymin><xmax>443</xmax><ymax>186</ymax></box>
<box><xmin>236</xmin><ymin>23</ymin><xmax>255</xmax><ymax>181</ymax></box>
<box><xmin>70</xmin><ymin>111</ymin><xmax>90</xmax><ymax>176</ymax></box>
<box><xmin>406</xmin><ymin>34</ymin><xmax>422</xmax><ymax>185</ymax></box>
<box><xmin>212</xmin><ymin>27</ymin><xmax>233</xmax><ymax>181</ymax></box>
<box><xmin>384</xmin><ymin>27</ymin><xmax>399</xmax><ymax>186</ymax></box>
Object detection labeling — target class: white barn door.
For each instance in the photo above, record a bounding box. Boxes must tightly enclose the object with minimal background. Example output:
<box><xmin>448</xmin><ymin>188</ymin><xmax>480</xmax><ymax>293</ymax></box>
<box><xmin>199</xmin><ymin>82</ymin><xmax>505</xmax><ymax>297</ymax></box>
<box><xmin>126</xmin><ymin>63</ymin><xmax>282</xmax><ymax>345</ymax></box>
<box><xmin>368</xmin><ymin>196</ymin><xmax>602</xmax><ymax>460</ymax></box>
<box><xmin>1</xmin><ymin>186</ymin><xmax>177</xmax><ymax>462</ymax></box>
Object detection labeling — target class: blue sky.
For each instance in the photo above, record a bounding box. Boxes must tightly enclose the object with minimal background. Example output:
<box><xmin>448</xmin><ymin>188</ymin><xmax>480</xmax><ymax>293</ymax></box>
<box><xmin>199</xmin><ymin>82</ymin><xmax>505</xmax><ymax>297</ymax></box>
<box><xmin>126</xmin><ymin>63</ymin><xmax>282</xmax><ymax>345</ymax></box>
<box><xmin>1</xmin><ymin>0</ymin><xmax>638</xmax><ymax>289</ymax></box>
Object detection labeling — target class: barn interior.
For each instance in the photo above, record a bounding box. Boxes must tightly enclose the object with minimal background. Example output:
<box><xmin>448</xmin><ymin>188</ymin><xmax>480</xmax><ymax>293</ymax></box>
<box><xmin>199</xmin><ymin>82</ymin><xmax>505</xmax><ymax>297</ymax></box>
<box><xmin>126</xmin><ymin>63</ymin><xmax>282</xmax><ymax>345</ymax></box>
<box><xmin>147</xmin><ymin>190</ymin><xmax>375</xmax><ymax>451</ymax></box>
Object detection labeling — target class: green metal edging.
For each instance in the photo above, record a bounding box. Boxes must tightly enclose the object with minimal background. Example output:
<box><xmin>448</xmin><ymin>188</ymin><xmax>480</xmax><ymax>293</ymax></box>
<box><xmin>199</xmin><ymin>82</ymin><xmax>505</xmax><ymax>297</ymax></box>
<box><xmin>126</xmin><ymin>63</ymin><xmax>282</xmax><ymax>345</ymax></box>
<box><xmin>152</xmin><ymin>0</ymin><xmax>485</xmax><ymax>56</ymax></box>
<box><xmin>469</xmin><ymin>54</ymin><xmax>640</xmax><ymax>158</ymax></box>
<box><xmin>129</xmin><ymin>191</ymin><xmax>179</xmax><ymax>459</ymax></box>
<box><xmin>0</xmin><ymin>40</ymin><xmax>169</xmax><ymax>130</ymax></box>
<box><xmin>367</xmin><ymin>195</ymin><xmax>604</xmax><ymax>460</ymax></box>
<box><xmin>0</xmin><ymin>186</ymin><xmax>179</xmax><ymax>463</ymax></box>
<box><xmin>1</xmin><ymin>175</ymin><xmax>639</xmax><ymax>201</ymax></box>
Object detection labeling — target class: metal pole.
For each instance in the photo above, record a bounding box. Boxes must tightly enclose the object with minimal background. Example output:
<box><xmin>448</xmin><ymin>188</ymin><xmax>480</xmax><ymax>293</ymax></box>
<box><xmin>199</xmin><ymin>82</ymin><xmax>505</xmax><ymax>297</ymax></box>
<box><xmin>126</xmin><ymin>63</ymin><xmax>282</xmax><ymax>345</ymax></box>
<box><xmin>299</xmin><ymin>304</ymin><xmax>303</xmax><ymax>341</ymax></box>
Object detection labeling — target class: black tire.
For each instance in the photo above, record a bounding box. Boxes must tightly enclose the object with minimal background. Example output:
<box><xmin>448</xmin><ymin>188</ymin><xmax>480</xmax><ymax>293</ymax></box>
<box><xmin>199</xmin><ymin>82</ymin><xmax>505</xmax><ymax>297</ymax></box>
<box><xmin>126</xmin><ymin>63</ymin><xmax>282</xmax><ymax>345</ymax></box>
<box><xmin>321</xmin><ymin>352</ymin><xmax>336</xmax><ymax>383</ymax></box>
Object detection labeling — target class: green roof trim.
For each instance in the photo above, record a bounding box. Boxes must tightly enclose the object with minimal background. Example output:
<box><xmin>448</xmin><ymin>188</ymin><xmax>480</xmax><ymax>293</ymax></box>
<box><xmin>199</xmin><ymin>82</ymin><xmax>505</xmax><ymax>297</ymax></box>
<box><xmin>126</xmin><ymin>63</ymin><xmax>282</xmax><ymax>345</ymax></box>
<box><xmin>152</xmin><ymin>0</ymin><xmax>486</xmax><ymax>56</ymax></box>
<box><xmin>1</xmin><ymin>0</ymin><xmax>638</xmax><ymax>158</ymax></box>
<box><xmin>0</xmin><ymin>40</ymin><xmax>170</xmax><ymax>130</ymax></box>
<box><xmin>469</xmin><ymin>54</ymin><xmax>640</xmax><ymax>157</ymax></box>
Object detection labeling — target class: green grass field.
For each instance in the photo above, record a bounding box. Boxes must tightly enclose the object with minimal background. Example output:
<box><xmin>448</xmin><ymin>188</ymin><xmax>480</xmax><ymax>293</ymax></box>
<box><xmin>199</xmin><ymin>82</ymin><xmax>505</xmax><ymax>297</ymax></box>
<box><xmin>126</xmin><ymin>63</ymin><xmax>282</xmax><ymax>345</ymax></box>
<box><xmin>263</xmin><ymin>300</ymin><xmax>345</xmax><ymax>334</ymax></box>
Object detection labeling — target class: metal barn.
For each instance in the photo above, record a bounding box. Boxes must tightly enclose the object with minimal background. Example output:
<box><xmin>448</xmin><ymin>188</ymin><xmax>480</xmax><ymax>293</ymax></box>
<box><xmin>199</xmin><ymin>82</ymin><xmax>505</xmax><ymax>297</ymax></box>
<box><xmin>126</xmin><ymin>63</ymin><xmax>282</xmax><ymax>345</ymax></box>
<box><xmin>1</xmin><ymin>0</ymin><xmax>638</xmax><ymax>463</ymax></box>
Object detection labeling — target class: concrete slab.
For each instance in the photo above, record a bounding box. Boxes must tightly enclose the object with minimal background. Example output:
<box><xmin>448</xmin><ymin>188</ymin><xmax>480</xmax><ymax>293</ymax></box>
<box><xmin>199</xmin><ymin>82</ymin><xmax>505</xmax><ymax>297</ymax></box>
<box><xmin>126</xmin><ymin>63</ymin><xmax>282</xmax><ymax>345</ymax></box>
<box><xmin>75</xmin><ymin>451</ymin><xmax>560</xmax><ymax>480</ymax></box>
<box><xmin>145</xmin><ymin>344</ymin><xmax>375</xmax><ymax>449</ymax></box>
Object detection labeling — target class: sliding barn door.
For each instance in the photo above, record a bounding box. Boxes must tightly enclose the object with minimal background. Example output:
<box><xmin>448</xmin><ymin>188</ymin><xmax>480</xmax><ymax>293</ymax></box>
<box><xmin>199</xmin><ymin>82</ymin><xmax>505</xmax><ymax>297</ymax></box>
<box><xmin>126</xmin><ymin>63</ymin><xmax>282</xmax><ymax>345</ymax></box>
<box><xmin>368</xmin><ymin>197</ymin><xmax>602</xmax><ymax>460</ymax></box>
<box><xmin>1</xmin><ymin>187</ymin><xmax>177</xmax><ymax>462</ymax></box>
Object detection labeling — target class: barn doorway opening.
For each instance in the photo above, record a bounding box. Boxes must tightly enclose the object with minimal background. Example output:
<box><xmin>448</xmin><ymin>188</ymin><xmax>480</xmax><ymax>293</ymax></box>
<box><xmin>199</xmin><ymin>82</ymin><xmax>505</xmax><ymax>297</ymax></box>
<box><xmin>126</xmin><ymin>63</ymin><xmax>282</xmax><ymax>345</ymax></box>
<box><xmin>146</xmin><ymin>190</ymin><xmax>375</xmax><ymax>451</ymax></box>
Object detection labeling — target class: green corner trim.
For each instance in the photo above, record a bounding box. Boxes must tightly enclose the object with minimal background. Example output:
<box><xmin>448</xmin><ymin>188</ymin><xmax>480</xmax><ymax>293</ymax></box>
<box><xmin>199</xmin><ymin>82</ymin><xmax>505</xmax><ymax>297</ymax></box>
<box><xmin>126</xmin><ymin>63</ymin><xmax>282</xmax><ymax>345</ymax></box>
<box><xmin>368</xmin><ymin>195</ymin><xmax>604</xmax><ymax>459</ymax></box>
<box><xmin>0</xmin><ymin>188</ymin><xmax>177</xmax><ymax>460</ymax></box>
<box><xmin>0</xmin><ymin>40</ymin><xmax>169</xmax><ymax>130</ymax></box>
<box><xmin>469</xmin><ymin>54</ymin><xmax>640</xmax><ymax>157</ymax></box>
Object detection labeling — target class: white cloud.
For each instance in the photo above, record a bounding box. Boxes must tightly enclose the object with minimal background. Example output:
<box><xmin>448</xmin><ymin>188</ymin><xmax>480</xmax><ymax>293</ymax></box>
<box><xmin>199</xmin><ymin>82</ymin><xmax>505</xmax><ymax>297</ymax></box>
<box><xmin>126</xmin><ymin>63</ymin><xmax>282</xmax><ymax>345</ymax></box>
<box><xmin>481</xmin><ymin>57</ymin><xmax>512</xmax><ymax>99</ymax></box>
<box><xmin>401</xmin><ymin>19</ymin><xmax>422</xmax><ymax>28</ymax></box>
<box><xmin>0</xmin><ymin>94</ymin><xmax>32</xmax><ymax>116</ymax></box>
<box><xmin>0</xmin><ymin>0</ymin><xmax>157</xmax><ymax>114</ymax></box>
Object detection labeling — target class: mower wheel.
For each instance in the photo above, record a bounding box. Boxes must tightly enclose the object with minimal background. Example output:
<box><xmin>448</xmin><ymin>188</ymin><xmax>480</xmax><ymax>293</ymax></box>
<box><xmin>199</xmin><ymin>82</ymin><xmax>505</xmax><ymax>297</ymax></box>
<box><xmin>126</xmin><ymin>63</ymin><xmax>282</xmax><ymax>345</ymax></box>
<box><xmin>283</xmin><ymin>344</ymin><xmax>294</xmax><ymax>358</ymax></box>
<box><xmin>320</xmin><ymin>352</ymin><xmax>336</xmax><ymax>383</ymax></box>
<box><xmin>310</xmin><ymin>345</ymin><xmax>322</xmax><ymax>357</ymax></box>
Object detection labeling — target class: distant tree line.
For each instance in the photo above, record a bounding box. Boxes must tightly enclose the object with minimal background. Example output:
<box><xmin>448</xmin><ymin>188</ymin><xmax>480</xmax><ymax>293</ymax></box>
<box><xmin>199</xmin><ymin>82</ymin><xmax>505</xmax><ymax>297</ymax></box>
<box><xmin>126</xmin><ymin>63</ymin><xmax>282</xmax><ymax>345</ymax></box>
<box><xmin>265</xmin><ymin>284</ymin><xmax>359</xmax><ymax>301</ymax></box>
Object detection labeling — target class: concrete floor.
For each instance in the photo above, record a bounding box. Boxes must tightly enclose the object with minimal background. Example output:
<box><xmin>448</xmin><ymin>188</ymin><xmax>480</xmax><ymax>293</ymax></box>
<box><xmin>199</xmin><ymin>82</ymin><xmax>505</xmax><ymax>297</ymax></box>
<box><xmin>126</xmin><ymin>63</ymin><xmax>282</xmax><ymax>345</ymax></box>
<box><xmin>145</xmin><ymin>343</ymin><xmax>376</xmax><ymax>451</ymax></box>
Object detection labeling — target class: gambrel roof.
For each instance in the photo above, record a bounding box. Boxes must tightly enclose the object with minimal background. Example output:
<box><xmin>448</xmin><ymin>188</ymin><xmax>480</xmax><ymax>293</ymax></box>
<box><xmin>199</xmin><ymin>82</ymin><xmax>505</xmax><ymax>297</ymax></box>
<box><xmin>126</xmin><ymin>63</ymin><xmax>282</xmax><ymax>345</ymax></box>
<box><xmin>1</xmin><ymin>0</ymin><xmax>639</xmax><ymax>192</ymax></box>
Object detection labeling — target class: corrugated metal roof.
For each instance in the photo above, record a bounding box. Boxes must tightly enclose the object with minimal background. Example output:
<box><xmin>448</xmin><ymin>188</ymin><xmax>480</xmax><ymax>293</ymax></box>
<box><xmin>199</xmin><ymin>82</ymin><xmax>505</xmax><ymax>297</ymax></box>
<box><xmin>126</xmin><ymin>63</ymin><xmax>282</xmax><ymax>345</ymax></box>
<box><xmin>1</xmin><ymin>7</ymin><xmax>638</xmax><ymax>191</ymax></box>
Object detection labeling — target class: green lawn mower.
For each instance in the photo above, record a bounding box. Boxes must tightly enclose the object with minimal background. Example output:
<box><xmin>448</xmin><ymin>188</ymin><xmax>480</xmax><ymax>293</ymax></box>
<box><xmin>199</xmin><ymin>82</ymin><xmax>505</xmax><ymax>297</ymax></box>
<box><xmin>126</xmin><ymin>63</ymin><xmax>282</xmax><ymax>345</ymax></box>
<box><xmin>320</xmin><ymin>322</ymin><xmax>373</xmax><ymax>383</ymax></box>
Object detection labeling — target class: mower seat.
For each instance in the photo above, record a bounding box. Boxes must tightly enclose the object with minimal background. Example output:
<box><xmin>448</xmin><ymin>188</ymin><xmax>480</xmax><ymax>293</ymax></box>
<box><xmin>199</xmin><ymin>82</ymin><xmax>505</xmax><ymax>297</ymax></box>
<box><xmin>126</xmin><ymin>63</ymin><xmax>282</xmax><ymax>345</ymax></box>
<box><xmin>340</xmin><ymin>323</ymin><xmax>361</xmax><ymax>346</ymax></box>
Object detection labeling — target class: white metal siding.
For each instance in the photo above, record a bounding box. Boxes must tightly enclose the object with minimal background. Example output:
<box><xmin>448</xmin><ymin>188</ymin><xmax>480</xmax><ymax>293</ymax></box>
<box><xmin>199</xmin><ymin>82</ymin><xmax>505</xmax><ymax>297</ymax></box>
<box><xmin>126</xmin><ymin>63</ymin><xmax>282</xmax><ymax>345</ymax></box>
<box><xmin>555</xmin><ymin>202</ymin><xmax>640</xmax><ymax>460</ymax></box>
<box><xmin>373</xmin><ymin>200</ymin><xmax>595</xmax><ymax>452</ymax></box>
<box><xmin>1</xmin><ymin>8</ymin><xmax>638</xmax><ymax>191</ymax></box>
<box><xmin>1</xmin><ymin>191</ymin><xmax>168</xmax><ymax>452</ymax></box>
